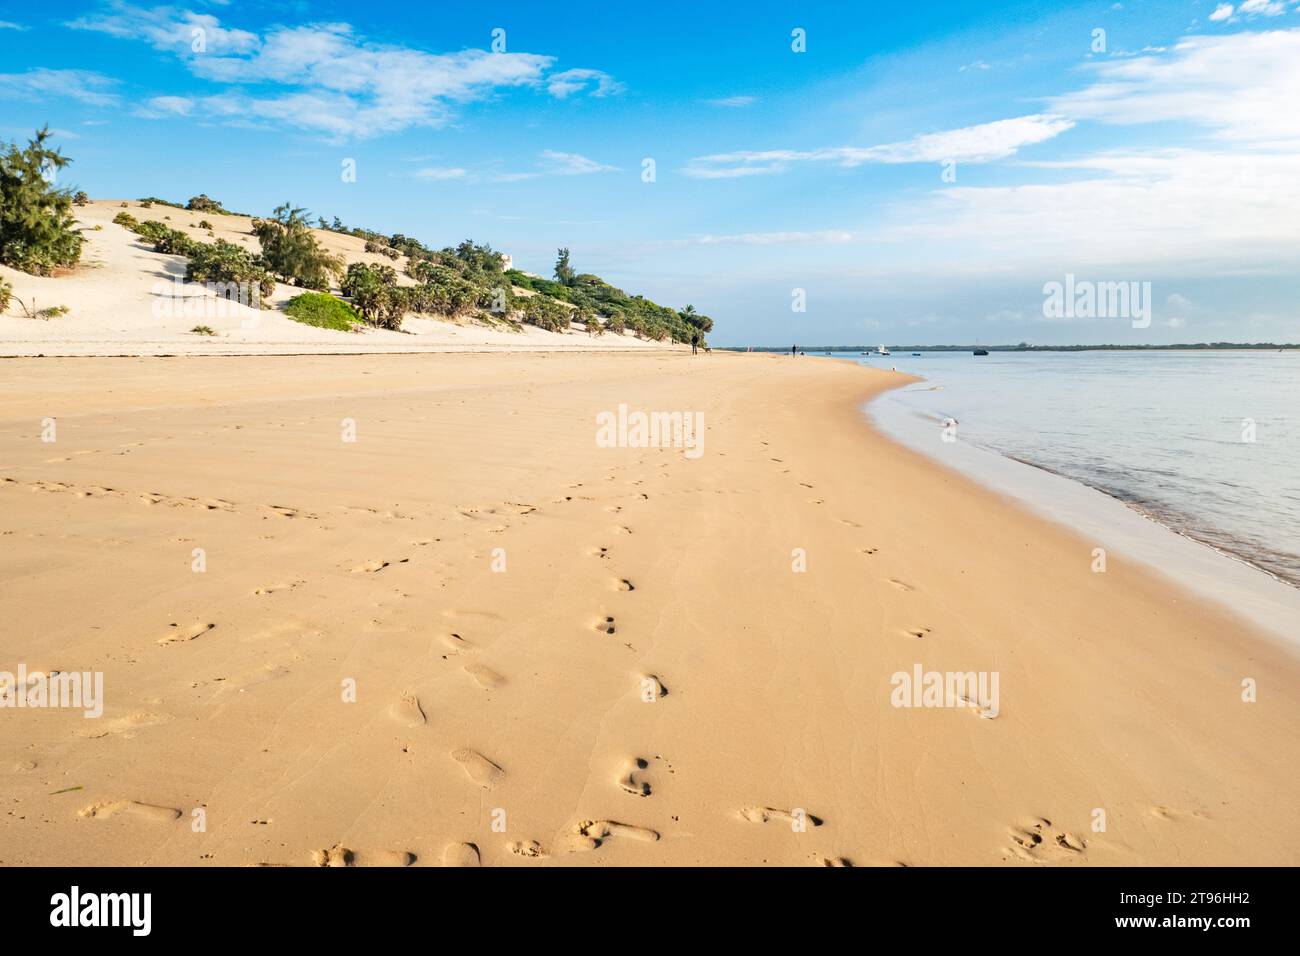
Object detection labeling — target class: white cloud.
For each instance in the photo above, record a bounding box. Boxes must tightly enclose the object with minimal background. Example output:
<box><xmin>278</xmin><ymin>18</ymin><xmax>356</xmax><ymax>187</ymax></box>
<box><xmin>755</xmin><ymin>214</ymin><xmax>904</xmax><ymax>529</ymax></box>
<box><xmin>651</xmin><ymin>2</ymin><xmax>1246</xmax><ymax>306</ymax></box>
<box><xmin>1051</xmin><ymin>29</ymin><xmax>1300</xmax><ymax>145</ymax></box>
<box><xmin>546</xmin><ymin>68</ymin><xmax>624</xmax><ymax>99</ymax></box>
<box><xmin>414</xmin><ymin>151</ymin><xmax>618</xmax><ymax>184</ymax></box>
<box><xmin>414</xmin><ymin>166</ymin><xmax>468</xmax><ymax>181</ymax></box>
<box><xmin>536</xmin><ymin>150</ymin><xmax>619</xmax><ymax>175</ymax></box>
<box><xmin>0</xmin><ymin>68</ymin><xmax>119</xmax><ymax>106</ymax></box>
<box><xmin>683</xmin><ymin>114</ymin><xmax>1074</xmax><ymax>178</ymax></box>
<box><xmin>0</xmin><ymin>20</ymin><xmax>29</xmax><ymax>30</ymax></box>
<box><xmin>683</xmin><ymin>231</ymin><xmax>856</xmax><ymax>246</ymax></box>
<box><xmin>704</xmin><ymin>95</ymin><xmax>756</xmax><ymax>107</ymax></box>
<box><xmin>880</xmin><ymin>149</ymin><xmax>1300</xmax><ymax>275</ymax></box>
<box><xmin>140</xmin><ymin>94</ymin><xmax>194</xmax><ymax>117</ymax></box>
<box><xmin>69</xmin><ymin>5</ymin><xmax>621</xmax><ymax>139</ymax></box>
<box><xmin>1237</xmin><ymin>0</ymin><xmax>1286</xmax><ymax>16</ymax></box>
<box><xmin>1209</xmin><ymin>4</ymin><xmax>1235</xmax><ymax>21</ymax></box>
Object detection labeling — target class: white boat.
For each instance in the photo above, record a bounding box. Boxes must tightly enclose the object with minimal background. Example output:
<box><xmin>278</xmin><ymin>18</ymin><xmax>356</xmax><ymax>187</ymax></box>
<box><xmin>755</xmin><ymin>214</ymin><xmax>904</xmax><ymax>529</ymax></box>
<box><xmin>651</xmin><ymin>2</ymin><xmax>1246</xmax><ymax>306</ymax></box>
<box><xmin>876</xmin><ymin>344</ymin><xmax>891</xmax><ymax>356</ymax></box>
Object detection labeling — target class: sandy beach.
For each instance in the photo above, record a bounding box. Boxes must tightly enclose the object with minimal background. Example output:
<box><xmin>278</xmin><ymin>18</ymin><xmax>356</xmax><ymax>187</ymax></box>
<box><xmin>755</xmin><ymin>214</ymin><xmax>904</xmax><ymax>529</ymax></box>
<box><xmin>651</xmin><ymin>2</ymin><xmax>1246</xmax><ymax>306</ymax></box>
<box><xmin>2</xmin><ymin>351</ymin><xmax>1297</xmax><ymax>867</ymax></box>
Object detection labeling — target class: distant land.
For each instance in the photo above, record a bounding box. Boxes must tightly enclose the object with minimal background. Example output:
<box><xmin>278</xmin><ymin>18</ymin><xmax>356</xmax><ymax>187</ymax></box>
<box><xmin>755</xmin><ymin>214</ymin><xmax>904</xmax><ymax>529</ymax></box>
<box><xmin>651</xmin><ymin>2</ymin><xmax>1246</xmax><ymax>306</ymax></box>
<box><xmin>725</xmin><ymin>343</ymin><xmax>1300</xmax><ymax>353</ymax></box>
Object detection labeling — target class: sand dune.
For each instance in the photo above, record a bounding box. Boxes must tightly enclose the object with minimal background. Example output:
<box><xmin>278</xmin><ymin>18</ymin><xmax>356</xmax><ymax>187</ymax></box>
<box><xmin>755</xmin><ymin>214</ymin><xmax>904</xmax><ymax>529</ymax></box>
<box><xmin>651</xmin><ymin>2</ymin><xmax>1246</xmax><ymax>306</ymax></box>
<box><xmin>0</xmin><ymin>200</ymin><xmax>682</xmax><ymax>356</ymax></box>
<box><xmin>1</xmin><ymin>352</ymin><xmax>1297</xmax><ymax>866</ymax></box>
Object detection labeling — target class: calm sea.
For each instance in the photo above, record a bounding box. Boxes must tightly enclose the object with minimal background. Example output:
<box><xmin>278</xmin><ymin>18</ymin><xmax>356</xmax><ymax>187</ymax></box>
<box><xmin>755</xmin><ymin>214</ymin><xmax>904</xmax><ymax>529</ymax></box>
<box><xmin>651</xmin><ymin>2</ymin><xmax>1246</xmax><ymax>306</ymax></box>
<box><xmin>814</xmin><ymin>350</ymin><xmax>1300</xmax><ymax>588</ymax></box>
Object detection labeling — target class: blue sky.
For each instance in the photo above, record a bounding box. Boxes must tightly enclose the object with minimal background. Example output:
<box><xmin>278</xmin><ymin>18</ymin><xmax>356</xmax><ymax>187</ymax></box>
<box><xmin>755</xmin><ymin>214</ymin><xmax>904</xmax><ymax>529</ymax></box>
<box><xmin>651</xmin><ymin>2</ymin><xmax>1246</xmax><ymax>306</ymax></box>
<box><xmin>3</xmin><ymin>0</ymin><xmax>1299</xmax><ymax>345</ymax></box>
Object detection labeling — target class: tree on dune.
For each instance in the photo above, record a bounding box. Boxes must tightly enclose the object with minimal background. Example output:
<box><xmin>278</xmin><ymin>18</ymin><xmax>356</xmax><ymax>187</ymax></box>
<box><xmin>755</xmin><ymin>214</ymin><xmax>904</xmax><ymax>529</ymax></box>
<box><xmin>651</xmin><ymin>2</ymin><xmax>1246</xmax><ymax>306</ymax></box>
<box><xmin>253</xmin><ymin>202</ymin><xmax>343</xmax><ymax>291</ymax></box>
<box><xmin>554</xmin><ymin>247</ymin><xmax>574</xmax><ymax>286</ymax></box>
<box><xmin>0</xmin><ymin>127</ymin><xmax>84</xmax><ymax>275</ymax></box>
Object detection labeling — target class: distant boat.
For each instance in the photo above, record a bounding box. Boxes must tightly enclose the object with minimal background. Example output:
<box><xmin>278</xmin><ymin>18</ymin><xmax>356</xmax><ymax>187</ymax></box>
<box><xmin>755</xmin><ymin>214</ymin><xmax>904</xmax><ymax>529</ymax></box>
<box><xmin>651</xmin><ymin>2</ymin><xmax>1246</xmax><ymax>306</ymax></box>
<box><xmin>877</xmin><ymin>344</ymin><xmax>891</xmax><ymax>356</ymax></box>
<box><xmin>910</xmin><ymin>352</ymin><xmax>921</xmax><ymax>357</ymax></box>
<box><xmin>973</xmin><ymin>348</ymin><xmax>989</xmax><ymax>356</ymax></box>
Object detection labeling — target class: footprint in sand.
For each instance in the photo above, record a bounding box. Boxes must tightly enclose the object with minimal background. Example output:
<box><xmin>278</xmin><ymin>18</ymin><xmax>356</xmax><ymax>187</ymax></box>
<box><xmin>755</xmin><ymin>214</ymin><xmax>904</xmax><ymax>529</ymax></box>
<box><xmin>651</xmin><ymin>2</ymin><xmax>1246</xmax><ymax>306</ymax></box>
<box><xmin>818</xmin><ymin>856</ymin><xmax>855</xmax><ymax>867</ymax></box>
<box><xmin>740</xmin><ymin>806</ymin><xmax>824</xmax><ymax>828</ymax></box>
<box><xmin>614</xmin><ymin>578</ymin><xmax>635</xmax><ymax>592</ymax></box>
<box><xmin>157</xmin><ymin>622</ymin><xmax>215</xmax><ymax>646</ymax></box>
<box><xmin>464</xmin><ymin>663</ymin><xmax>505</xmax><ymax>690</ymax></box>
<box><xmin>561</xmin><ymin>820</ymin><xmax>660</xmax><ymax>853</ymax></box>
<box><xmin>955</xmin><ymin>695</ymin><xmax>998</xmax><ymax>719</ymax></box>
<box><xmin>311</xmin><ymin>845</ymin><xmax>414</xmax><ymax>867</ymax></box>
<box><xmin>1003</xmin><ymin>817</ymin><xmax>1086</xmax><ymax>862</ymax></box>
<box><xmin>589</xmin><ymin>546</ymin><xmax>610</xmax><ymax>560</ymax></box>
<box><xmin>1150</xmin><ymin>805</ymin><xmax>1209</xmax><ymax>822</ymax></box>
<box><xmin>618</xmin><ymin>757</ymin><xmax>653</xmax><ymax>797</ymax></box>
<box><xmin>507</xmin><ymin>840</ymin><xmax>548</xmax><ymax>859</ymax></box>
<box><xmin>440</xmin><ymin>633</ymin><xmax>473</xmax><ymax>656</ymax></box>
<box><xmin>887</xmin><ymin>579</ymin><xmax>915</xmax><ymax>592</ymax></box>
<box><xmin>253</xmin><ymin>581</ymin><xmax>302</xmax><ymax>596</ymax></box>
<box><xmin>860</xmin><ymin>547</ymin><xmax>879</xmax><ymax>556</ymax></box>
<box><xmin>638</xmin><ymin>673</ymin><xmax>669</xmax><ymax>701</ymax></box>
<box><xmin>390</xmin><ymin>692</ymin><xmax>426</xmax><ymax>727</ymax></box>
<box><xmin>350</xmin><ymin>560</ymin><xmax>389</xmax><ymax>574</ymax></box>
<box><xmin>451</xmin><ymin>748</ymin><xmax>505</xmax><ymax>789</ymax></box>
<box><xmin>80</xmin><ymin>711</ymin><xmax>169</xmax><ymax>739</ymax></box>
<box><xmin>594</xmin><ymin>616</ymin><xmax>617</xmax><ymax>635</ymax></box>
<box><xmin>902</xmin><ymin>627</ymin><xmax>931</xmax><ymax>640</ymax></box>
<box><xmin>442</xmin><ymin>842</ymin><xmax>481</xmax><ymax>867</ymax></box>
<box><xmin>79</xmin><ymin>800</ymin><xmax>181</xmax><ymax>823</ymax></box>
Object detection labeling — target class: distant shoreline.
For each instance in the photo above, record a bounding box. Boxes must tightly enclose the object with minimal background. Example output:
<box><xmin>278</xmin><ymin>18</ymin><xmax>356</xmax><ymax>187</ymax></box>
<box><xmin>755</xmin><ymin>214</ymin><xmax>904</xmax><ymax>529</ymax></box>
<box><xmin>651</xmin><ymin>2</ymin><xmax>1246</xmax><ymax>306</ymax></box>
<box><xmin>723</xmin><ymin>343</ymin><xmax>1300</xmax><ymax>353</ymax></box>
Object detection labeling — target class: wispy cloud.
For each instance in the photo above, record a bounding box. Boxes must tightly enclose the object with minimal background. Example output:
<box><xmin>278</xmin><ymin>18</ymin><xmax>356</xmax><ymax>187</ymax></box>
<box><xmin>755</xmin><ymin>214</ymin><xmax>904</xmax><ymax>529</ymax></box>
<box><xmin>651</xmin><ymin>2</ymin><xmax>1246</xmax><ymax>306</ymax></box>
<box><xmin>546</xmin><ymin>68</ymin><xmax>624</xmax><ymax>99</ymax></box>
<box><xmin>415</xmin><ymin>150</ymin><xmax>619</xmax><ymax>184</ymax></box>
<box><xmin>703</xmin><ymin>95</ymin><xmax>756</xmax><ymax>108</ymax></box>
<box><xmin>1050</xmin><ymin>28</ymin><xmax>1300</xmax><ymax>146</ymax></box>
<box><xmin>1206</xmin><ymin>1</ymin><xmax>1292</xmax><ymax>23</ymax></box>
<box><xmin>68</xmin><ymin>3</ymin><xmax>622</xmax><ymax>139</ymax></box>
<box><xmin>682</xmin><ymin>114</ymin><xmax>1074</xmax><ymax>178</ymax></box>
<box><xmin>678</xmin><ymin>230</ymin><xmax>855</xmax><ymax>246</ymax></box>
<box><xmin>413</xmin><ymin>166</ymin><xmax>469</xmax><ymax>181</ymax></box>
<box><xmin>0</xmin><ymin>68</ymin><xmax>120</xmax><ymax>106</ymax></box>
<box><xmin>0</xmin><ymin>20</ymin><xmax>29</xmax><ymax>31</ymax></box>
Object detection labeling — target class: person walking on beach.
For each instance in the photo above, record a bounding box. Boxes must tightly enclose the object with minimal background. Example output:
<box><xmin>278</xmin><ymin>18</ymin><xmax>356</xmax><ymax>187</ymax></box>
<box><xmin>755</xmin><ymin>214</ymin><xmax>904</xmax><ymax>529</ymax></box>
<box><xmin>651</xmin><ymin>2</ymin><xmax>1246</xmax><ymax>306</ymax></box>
<box><xmin>691</xmin><ymin>332</ymin><xmax>700</xmax><ymax>355</ymax></box>
<box><xmin>791</xmin><ymin>343</ymin><xmax>797</xmax><ymax>356</ymax></box>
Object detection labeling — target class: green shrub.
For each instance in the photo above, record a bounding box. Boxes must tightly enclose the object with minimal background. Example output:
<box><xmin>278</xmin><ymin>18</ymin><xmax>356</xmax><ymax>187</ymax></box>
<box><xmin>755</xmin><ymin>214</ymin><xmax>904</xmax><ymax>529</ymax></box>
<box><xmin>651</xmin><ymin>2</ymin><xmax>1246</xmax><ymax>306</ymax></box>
<box><xmin>73</xmin><ymin>191</ymin><xmax>89</xmax><ymax>206</ymax></box>
<box><xmin>253</xmin><ymin>202</ymin><xmax>343</xmax><ymax>291</ymax></box>
<box><xmin>186</xmin><ymin>239</ymin><xmax>275</xmax><ymax>303</ymax></box>
<box><xmin>133</xmin><ymin>219</ymin><xmax>170</xmax><ymax>242</ymax></box>
<box><xmin>340</xmin><ymin>261</ymin><xmax>404</xmax><ymax>330</ymax></box>
<box><xmin>190</xmin><ymin>324</ymin><xmax>215</xmax><ymax>335</ymax></box>
<box><xmin>186</xmin><ymin>194</ymin><xmax>223</xmax><ymax>213</ymax></box>
<box><xmin>154</xmin><ymin>228</ymin><xmax>196</xmax><ymax>256</ymax></box>
<box><xmin>113</xmin><ymin>211</ymin><xmax>138</xmax><ymax>230</ymax></box>
<box><xmin>0</xmin><ymin>127</ymin><xmax>84</xmax><ymax>275</ymax></box>
<box><xmin>522</xmin><ymin>296</ymin><xmax>570</xmax><ymax>333</ymax></box>
<box><xmin>197</xmin><ymin>219</ymin><xmax>213</xmax><ymax>231</ymax></box>
<box><xmin>0</xmin><ymin>278</ymin><xmax>11</xmax><ymax>311</ymax></box>
<box><xmin>284</xmin><ymin>291</ymin><xmax>361</xmax><ymax>332</ymax></box>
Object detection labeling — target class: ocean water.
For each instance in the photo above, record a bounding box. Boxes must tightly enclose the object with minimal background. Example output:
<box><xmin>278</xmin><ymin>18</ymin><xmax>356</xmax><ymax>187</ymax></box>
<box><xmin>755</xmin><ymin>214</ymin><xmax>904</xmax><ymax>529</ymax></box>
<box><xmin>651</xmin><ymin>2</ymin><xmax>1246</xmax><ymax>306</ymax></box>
<box><xmin>815</xmin><ymin>350</ymin><xmax>1300</xmax><ymax>588</ymax></box>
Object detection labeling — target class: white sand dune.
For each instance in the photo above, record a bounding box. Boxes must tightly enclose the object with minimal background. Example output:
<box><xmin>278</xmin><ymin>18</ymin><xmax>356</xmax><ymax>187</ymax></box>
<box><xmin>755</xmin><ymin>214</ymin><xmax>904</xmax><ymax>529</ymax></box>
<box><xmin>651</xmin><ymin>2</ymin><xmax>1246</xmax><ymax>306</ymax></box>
<box><xmin>0</xmin><ymin>200</ymin><xmax>682</xmax><ymax>356</ymax></box>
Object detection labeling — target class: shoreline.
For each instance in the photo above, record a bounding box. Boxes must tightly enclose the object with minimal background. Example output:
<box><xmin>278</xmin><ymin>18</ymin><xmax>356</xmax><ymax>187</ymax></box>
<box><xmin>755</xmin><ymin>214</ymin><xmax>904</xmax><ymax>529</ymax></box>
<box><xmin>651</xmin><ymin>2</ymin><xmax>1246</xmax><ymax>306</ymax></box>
<box><xmin>869</xmin><ymin>378</ymin><xmax>1300</xmax><ymax>650</ymax></box>
<box><xmin>2</xmin><ymin>352</ymin><xmax>1297</xmax><ymax>866</ymax></box>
